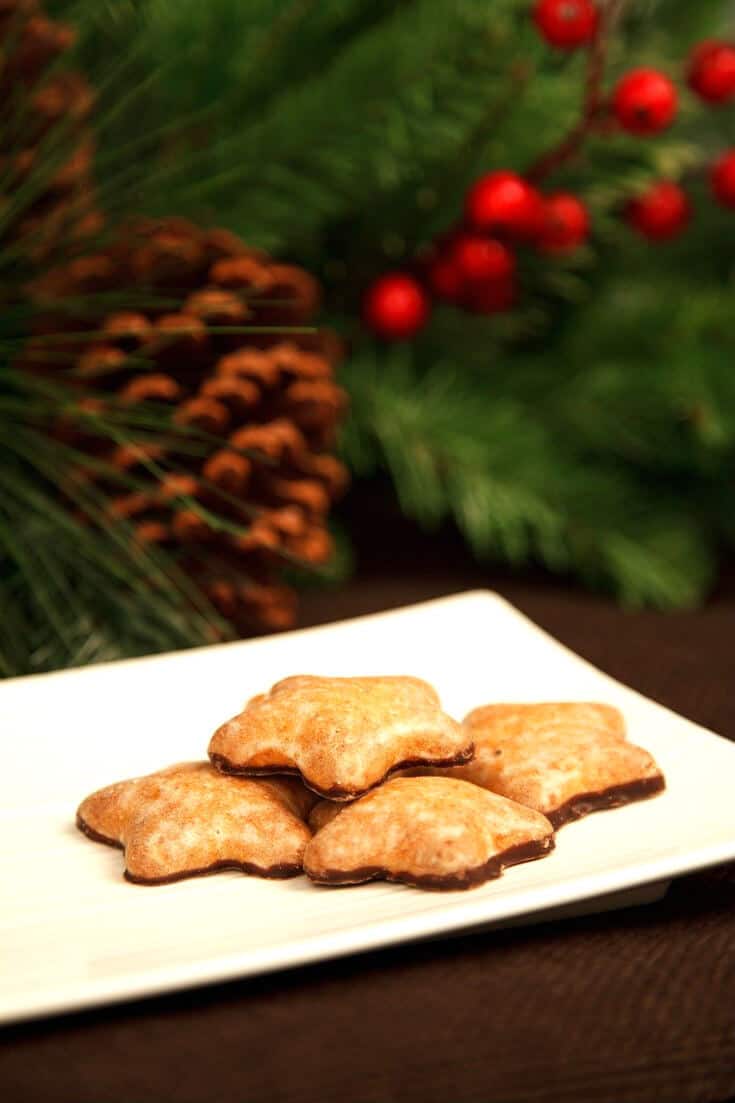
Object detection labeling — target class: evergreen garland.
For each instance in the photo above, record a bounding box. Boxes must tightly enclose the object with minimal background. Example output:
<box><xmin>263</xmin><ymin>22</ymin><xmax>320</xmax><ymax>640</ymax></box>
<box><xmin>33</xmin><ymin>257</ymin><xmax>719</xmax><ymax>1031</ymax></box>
<box><xmin>6</xmin><ymin>0</ymin><xmax>735</xmax><ymax>676</ymax></box>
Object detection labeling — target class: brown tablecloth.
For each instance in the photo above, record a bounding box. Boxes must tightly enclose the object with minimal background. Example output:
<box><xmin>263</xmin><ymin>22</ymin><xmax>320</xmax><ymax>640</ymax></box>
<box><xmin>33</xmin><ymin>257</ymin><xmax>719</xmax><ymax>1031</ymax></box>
<box><xmin>2</xmin><ymin>558</ymin><xmax>735</xmax><ymax>1103</ymax></box>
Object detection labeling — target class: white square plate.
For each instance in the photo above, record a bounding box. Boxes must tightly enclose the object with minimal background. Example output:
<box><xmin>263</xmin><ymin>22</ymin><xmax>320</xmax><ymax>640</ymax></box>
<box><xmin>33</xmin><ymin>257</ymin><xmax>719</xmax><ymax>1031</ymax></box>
<box><xmin>3</xmin><ymin>590</ymin><xmax>735</xmax><ymax>1025</ymax></box>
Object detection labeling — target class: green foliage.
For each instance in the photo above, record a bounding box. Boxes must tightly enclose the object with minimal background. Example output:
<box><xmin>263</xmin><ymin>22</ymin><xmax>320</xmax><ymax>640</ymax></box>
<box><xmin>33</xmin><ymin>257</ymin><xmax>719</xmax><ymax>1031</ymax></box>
<box><xmin>0</xmin><ymin>358</ymin><xmax>232</xmax><ymax>676</ymax></box>
<box><xmin>340</xmin><ymin>346</ymin><xmax>715</xmax><ymax>609</ymax></box>
<box><xmin>65</xmin><ymin>0</ymin><xmax>717</xmax><ymax>262</ymax></box>
<box><xmin>8</xmin><ymin>0</ymin><xmax>735</xmax><ymax>679</ymax></box>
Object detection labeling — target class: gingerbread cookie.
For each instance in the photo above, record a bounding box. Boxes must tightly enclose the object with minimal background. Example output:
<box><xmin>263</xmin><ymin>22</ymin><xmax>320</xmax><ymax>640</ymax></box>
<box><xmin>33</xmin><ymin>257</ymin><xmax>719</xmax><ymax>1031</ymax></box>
<box><xmin>304</xmin><ymin>776</ymin><xmax>554</xmax><ymax>890</ymax></box>
<box><xmin>459</xmin><ymin>703</ymin><xmax>665</xmax><ymax>827</ymax></box>
<box><xmin>76</xmin><ymin>761</ymin><xmax>315</xmax><ymax>884</ymax></box>
<box><xmin>209</xmin><ymin>675</ymin><xmax>473</xmax><ymax>800</ymax></box>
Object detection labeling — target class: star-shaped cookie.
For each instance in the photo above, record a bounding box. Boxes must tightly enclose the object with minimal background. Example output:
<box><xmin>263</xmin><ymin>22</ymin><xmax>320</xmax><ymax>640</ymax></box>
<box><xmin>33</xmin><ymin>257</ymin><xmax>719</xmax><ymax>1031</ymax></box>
<box><xmin>458</xmin><ymin>702</ymin><xmax>665</xmax><ymax>827</ymax></box>
<box><xmin>304</xmin><ymin>776</ymin><xmax>554</xmax><ymax>890</ymax></box>
<box><xmin>76</xmin><ymin>761</ymin><xmax>315</xmax><ymax>884</ymax></box>
<box><xmin>209</xmin><ymin>675</ymin><xmax>473</xmax><ymax>800</ymax></box>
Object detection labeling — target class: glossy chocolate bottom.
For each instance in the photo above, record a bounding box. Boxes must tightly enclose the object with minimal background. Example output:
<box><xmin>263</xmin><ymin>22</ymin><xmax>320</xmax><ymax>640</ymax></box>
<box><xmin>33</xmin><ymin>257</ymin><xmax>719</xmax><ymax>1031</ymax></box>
<box><xmin>548</xmin><ymin>773</ymin><xmax>666</xmax><ymax>829</ymax></box>
<box><xmin>75</xmin><ymin>814</ymin><xmax>303</xmax><ymax>885</ymax></box>
<box><xmin>306</xmin><ymin>832</ymin><xmax>555</xmax><ymax>891</ymax></box>
<box><xmin>209</xmin><ymin>744</ymin><xmax>476</xmax><ymax>802</ymax></box>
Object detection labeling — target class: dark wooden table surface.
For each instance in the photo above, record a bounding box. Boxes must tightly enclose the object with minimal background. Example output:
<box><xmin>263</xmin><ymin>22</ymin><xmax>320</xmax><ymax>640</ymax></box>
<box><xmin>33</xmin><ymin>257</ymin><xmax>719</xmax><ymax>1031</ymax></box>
<box><xmin>2</xmin><ymin>525</ymin><xmax>734</xmax><ymax>1103</ymax></box>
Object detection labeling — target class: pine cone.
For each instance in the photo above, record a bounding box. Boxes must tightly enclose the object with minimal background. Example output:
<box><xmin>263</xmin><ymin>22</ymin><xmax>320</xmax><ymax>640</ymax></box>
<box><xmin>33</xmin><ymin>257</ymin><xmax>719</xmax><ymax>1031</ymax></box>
<box><xmin>0</xmin><ymin>0</ymin><xmax>99</xmax><ymax>265</ymax></box>
<box><xmin>27</xmin><ymin>218</ymin><xmax>349</xmax><ymax>634</ymax></box>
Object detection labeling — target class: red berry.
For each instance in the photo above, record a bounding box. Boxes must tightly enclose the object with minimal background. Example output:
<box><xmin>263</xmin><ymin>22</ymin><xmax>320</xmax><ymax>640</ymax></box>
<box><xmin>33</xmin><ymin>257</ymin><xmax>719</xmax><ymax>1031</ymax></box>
<box><xmin>711</xmin><ymin>150</ymin><xmax>735</xmax><ymax>208</ymax></box>
<box><xmin>688</xmin><ymin>40</ymin><xmax>735</xmax><ymax>104</ymax></box>
<box><xmin>536</xmin><ymin>193</ymin><xmax>590</xmax><ymax>252</ymax></box>
<box><xmin>363</xmin><ymin>272</ymin><xmax>430</xmax><ymax>340</ymax></box>
<box><xmin>465</xmin><ymin>277</ymin><xmax>517</xmax><ymax>315</ymax></box>
<box><xmin>465</xmin><ymin>171</ymin><xmax>543</xmax><ymax>240</ymax></box>
<box><xmin>427</xmin><ymin>255</ymin><xmax>464</xmax><ymax>301</ymax></box>
<box><xmin>451</xmin><ymin>234</ymin><xmax>516</xmax><ymax>283</ymax></box>
<box><xmin>613</xmin><ymin>69</ymin><xmax>678</xmax><ymax>135</ymax></box>
<box><xmin>626</xmin><ymin>182</ymin><xmax>691</xmax><ymax>240</ymax></box>
<box><xmin>532</xmin><ymin>0</ymin><xmax>598</xmax><ymax>50</ymax></box>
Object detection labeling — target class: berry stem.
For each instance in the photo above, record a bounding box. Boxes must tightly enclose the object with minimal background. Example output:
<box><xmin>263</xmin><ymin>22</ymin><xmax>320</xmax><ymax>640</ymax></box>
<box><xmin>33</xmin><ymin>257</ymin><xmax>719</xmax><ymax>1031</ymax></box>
<box><xmin>526</xmin><ymin>0</ymin><xmax>628</xmax><ymax>183</ymax></box>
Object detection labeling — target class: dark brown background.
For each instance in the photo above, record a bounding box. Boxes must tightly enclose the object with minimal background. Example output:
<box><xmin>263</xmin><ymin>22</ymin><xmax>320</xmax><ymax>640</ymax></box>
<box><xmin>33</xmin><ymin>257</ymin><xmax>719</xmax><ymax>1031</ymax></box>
<box><xmin>2</xmin><ymin>502</ymin><xmax>734</xmax><ymax>1103</ymax></box>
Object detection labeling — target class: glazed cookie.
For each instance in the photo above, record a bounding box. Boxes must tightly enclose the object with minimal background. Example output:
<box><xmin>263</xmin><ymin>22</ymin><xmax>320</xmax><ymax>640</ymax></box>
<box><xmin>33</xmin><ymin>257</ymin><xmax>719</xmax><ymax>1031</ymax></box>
<box><xmin>76</xmin><ymin>761</ymin><xmax>315</xmax><ymax>884</ymax></box>
<box><xmin>304</xmin><ymin>775</ymin><xmax>554</xmax><ymax>890</ymax></box>
<box><xmin>459</xmin><ymin>703</ymin><xmax>665</xmax><ymax>827</ymax></box>
<box><xmin>209</xmin><ymin>675</ymin><xmax>473</xmax><ymax>800</ymax></box>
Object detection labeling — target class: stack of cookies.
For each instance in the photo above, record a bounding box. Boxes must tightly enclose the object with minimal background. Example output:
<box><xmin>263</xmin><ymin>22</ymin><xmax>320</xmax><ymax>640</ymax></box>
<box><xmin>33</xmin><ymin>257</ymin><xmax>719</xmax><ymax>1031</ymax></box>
<box><xmin>77</xmin><ymin>675</ymin><xmax>665</xmax><ymax>891</ymax></box>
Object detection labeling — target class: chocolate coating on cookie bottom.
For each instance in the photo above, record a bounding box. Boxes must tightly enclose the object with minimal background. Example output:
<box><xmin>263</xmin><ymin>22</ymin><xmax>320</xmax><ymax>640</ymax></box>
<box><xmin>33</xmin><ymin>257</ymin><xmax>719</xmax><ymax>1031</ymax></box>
<box><xmin>75</xmin><ymin>763</ymin><xmax>313</xmax><ymax>884</ymax></box>
<box><xmin>547</xmin><ymin>774</ymin><xmax>666</xmax><ymax>829</ymax></box>
<box><xmin>76</xmin><ymin>814</ymin><xmax>302</xmax><ymax>885</ymax></box>
<box><xmin>210</xmin><ymin>744</ymin><xmax>476</xmax><ymax>801</ymax></box>
<box><xmin>209</xmin><ymin>675</ymin><xmax>472</xmax><ymax>801</ymax></box>
<box><xmin>308</xmin><ymin>834</ymin><xmax>555</xmax><ymax>891</ymax></box>
<box><xmin>76</xmin><ymin>814</ymin><xmax>121</xmax><ymax>850</ymax></box>
<box><xmin>124</xmin><ymin>860</ymin><xmax>303</xmax><ymax>885</ymax></box>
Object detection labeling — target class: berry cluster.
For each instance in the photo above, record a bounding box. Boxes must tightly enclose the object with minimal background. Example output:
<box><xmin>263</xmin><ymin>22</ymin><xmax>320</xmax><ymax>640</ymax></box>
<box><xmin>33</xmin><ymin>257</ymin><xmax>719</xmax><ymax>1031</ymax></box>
<box><xmin>364</xmin><ymin>175</ymin><xmax>591</xmax><ymax>341</ymax></box>
<box><xmin>625</xmin><ymin>41</ymin><xmax>735</xmax><ymax>239</ymax></box>
<box><xmin>363</xmin><ymin>2</ymin><xmax>735</xmax><ymax>340</ymax></box>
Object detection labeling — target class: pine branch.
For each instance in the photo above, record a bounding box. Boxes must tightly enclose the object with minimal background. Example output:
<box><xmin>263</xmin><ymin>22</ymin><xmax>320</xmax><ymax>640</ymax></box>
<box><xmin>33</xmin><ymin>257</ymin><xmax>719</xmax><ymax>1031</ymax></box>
<box><xmin>4</xmin><ymin>0</ymin><xmax>733</xmax><ymax>640</ymax></box>
<box><xmin>0</xmin><ymin>345</ymin><xmax>231</xmax><ymax>674</ymax></box>
<box><xmin>340</xmin><ymin>345</ymin><xmax>717</xmax><ymax>609</ymax></box>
